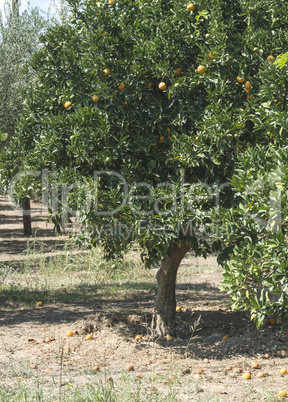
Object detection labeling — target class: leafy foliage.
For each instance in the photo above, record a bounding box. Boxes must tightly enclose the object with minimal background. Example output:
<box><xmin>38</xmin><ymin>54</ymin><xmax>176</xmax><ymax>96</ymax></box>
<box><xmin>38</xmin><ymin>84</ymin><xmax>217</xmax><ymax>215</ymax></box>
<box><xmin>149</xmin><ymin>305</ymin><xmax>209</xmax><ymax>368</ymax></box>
<box><xmin>2</xmin><ymin>0</ymin><xmax>288</xmax><ymax>324</ymax></box>
<box><xmin>0</xmin><ymin>0</ymin><xmax>47</xmax><ymax>136</ymax></box>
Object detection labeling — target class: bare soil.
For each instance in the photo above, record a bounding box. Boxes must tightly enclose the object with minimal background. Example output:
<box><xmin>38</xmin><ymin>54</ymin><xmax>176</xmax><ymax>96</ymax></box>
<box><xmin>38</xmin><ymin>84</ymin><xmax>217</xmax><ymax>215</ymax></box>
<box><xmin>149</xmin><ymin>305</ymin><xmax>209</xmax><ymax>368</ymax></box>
<box><xmin>1</xmin><ymin>194</ymin><xmax>288</xmax><ymax>401</ymax></box>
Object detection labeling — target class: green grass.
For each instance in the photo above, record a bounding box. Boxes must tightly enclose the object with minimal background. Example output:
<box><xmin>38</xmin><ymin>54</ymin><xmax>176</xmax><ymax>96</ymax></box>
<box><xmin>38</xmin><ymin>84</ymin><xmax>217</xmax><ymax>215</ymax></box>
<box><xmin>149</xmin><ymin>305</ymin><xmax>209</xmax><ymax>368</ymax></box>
<box><xmin>0</xmin><ymin>245</ymin><xmax>156</xmax><ymax>309</ymax></box>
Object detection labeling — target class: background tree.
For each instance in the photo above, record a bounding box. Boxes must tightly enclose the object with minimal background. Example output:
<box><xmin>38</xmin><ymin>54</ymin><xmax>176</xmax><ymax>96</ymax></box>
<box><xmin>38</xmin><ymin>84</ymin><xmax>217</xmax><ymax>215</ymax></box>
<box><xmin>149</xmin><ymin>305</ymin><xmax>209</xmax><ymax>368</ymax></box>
<box><xmin>2</xmin><ymin>0</ymin><xmax>288</xmax><ymax>336</ymax></box>
<box><xmin>0</xmin><ymin>0</ymin><xmax>50</xmax><ymax>234</ymax></box>
<box><xmin>0</xmin><ymin>0</ymin><xmax>47</xmax><ymax>139</ymax></box>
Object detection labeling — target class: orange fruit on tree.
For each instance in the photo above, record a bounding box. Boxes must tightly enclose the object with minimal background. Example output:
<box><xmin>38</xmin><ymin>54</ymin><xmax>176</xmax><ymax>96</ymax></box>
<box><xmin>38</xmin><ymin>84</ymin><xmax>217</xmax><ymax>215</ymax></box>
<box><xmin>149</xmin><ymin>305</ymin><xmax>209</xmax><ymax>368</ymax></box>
<box><xmin>267</xmin><ymin>55</ymin><xmax>275</xmax><ymax>62</ymax></box>
<box><xmin>92</xmin><ymin>95</ymin><xmax>99</xmax><ymax>102</ymax></box>
<box><xmin>67</xmin><ymin>330</ymin><xmax>74</xmax><ymax>337</ymax></box>
<box><xmin>36</xmin><ymin>301</ymin><xmax>43</xmax><ymax>307</ymax></box>
<box><xmin>187</xmin><ymin>3</ymin><xmax>195</xmax><ymax>11</ymax></box>
<box><xmin>244</xmin><ymin>81</ymin><xmax>252</xmax><ymax>91</ymax></box>
<box><xmin>64</xmin><ymin>101</ymin><xmax>72</xmax><ymax>109</ymax></box>
<box><xmin>237</xmin><ymin>76</ymin><xmax>245</xmax><ymax>83</ymax></box>
<box><xmin>118</xmin><ymin>82</ymin><xmax>125</xmax><ymax>90</ymax></box>
<box><xmin>159</xmin><ymin>82</ymin><xmax>166</xmax><ymax>90</ymax></box>
<box><xmin>147</xmin><ymin>81</ymin><xmax>153</xmax><ymax>88</ymax></box>
<box><xmin>174</xmin><ymin>68</ymin><xmax>181</xmax><ymax>76</ymax></box>
<box><xmin>197</xmin><ymin>65</ymin><xmax>205</xmax><ymax>74</ymax></box>
<box><xmin>280</xmin><ymin>368</ymin><xmax>287</xmax><ymax>375</ymax></box>
<box><xmin>278</xmin><ymin>390</ymin><xmax>288</xmax><ymax>398</ymax></box>
<box><xmin>242</xmin><ymin>371</ymin><xmax>251</xmax><ymax>379</ymax></box>
<box><xmin>108</xmin><ymin>0</ymin><xmax>115</xmax><ymax>6</ymax></box>
<box><xmin>207</xmin><ymin>53</ymin><xmax>214</xmax><ymax>60</ymax></box>
<box><xmin>103</xmin><ymin>68</ymin><xmax>110</xmax><ymax>76</ymax></box>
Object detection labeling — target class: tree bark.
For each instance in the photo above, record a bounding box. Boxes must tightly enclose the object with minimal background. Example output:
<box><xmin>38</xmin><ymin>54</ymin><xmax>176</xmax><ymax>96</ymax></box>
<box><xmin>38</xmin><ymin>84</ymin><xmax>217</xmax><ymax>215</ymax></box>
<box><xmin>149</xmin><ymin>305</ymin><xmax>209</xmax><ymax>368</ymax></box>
<box><xmin>155</xmin><ymin>242</ymin><xmax>190</xmax><ymax>338</ymax></box>
<box><xmin>23</xmin><ymin>197</ymin><xmax>32</xmax><ymax>236</ymax></box>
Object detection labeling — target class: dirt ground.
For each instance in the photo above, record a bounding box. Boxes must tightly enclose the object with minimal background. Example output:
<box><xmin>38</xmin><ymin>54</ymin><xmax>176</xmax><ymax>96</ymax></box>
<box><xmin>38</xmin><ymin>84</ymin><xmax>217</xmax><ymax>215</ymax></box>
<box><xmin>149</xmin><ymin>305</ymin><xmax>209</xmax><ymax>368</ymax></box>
<box><xmin>1</xmin><ymin>194</ymin><xmax>288</xmax><ymax>401</ymax></box>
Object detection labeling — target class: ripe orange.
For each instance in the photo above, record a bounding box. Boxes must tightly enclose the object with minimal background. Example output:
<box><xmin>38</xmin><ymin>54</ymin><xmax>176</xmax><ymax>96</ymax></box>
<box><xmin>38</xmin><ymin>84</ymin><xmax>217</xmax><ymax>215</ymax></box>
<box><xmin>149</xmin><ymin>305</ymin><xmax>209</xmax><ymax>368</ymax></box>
<box><xmin>251</xmin><ymin>362</ymin><xmax>260</xmax><ymax>369</ymax></box>
<box><xmin>108</xmin><ymin>0</ymin><xmax>115</xmax><ymax>5</ymax></box>
<box><xmin>118</xmin><ymin>82</ymin><xmax>125</xmax><ymax>90</ymax></box>
<box><xmin>197</xmin><ymin>65</ymin><xmax>205</xmax><ymax>74</ymax></box>
<box><xmin>242</xmin><ymin>371</ymin><xmax>251</xmax><ymax>379</ymax></box>
<box><xmin>237</xmin><ymin>76</ymin><xmax>245</xmax><ymax>83</ymax></box>
<box><xmin>278</xmin><ymin>390</ymin><xmax>288</xmax><ymax>398</ymax></box>
<box><xmin>187</xmin><ymin>3</ymin><xmax>195</xmax><ymax>11</ymax></box>
<box><xmin>174</xmin><ymin>68</ymin><xmax>181</xmax><ymax>76</ymax></box>
<box><xmin>257</xmin><ymin>371</ymin><xmax>265</xmax><ymax>378</ymax></box>
<box><xmin>147</xmin><ymin>81</ymin><xmax>153</xmax><ymax>88</ymax></box>
<box><xmin>127</xmin><ymin>364</ymin><xmax>135</xmax><ymax>371</ymax></box>
<box><xmin>36</xmin><ymin>302</ymin><xmax>43</xmax><ymax>307</ymax></box>
<box><xmin>92</xmin><ymin>95</ymin><xmax>99</xmax><ymax>102</ymax></box>
<box><xmin>267</xmin><ymin>55</ymin><xmax>275</xmax><ymax>62</ymax></box>
<box><xmin>280</xmin><ymin>368</ymin><xmax>287</xmax><ymax>375</ymax></box>
<box><xmin>159</xmin><ymin>82</ymin><xmax>166</xmax><ymax>90</ymax></box>
<box><xmin>195</xmin><ymin>136</ymin><xmax>199</xmax><ymax>141</ymax></box>
<box><xmin>64</xmin><ymin>101</ymin><xmax>72</xmax><ymax>109</ymax></box>
<box><xmin>103</xmin><ymin>68</ymin><xmax>110</xmax><ymax>76</ymax></box>
<box><xmin>67</xmin><ymin>330</ymin><xmax>74</xmax><ymax>337</ymax></box>
<box><xmin>86</xmin><ymin>334</ymin><xmax>93</xmax><ymax>340</ymax></box>
<box><xmin>244</xmin><ymin>81</ymin><xmax>252</xmax><ymax>90</ymax></box>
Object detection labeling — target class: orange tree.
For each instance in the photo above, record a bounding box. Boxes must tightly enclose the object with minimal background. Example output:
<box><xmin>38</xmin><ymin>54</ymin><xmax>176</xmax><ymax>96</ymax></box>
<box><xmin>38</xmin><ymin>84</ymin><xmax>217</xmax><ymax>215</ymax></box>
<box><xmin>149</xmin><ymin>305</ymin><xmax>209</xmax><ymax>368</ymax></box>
<box><xmin>2</xmin><ymin>0</ymin><xmax>288</xmax><ymax>336</ymax></box>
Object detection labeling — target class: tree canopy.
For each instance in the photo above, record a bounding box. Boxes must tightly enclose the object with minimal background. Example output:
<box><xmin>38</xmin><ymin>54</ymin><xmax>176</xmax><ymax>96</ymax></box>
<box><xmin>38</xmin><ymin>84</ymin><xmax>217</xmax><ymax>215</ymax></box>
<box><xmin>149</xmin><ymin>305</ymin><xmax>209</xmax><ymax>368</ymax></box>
<box><xmin>2</xmin><ymin>0</ymin><xmax>288</xmax><ymax>334</ymax></box>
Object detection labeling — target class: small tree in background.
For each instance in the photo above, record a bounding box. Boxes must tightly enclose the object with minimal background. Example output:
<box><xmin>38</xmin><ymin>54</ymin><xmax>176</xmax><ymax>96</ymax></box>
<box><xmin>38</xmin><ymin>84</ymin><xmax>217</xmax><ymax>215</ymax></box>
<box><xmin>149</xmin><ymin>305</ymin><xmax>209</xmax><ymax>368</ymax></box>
<box><xmin>2</xmin><ymin>0</ymin><xmax>288</xmax><ymax>336</ymax></box>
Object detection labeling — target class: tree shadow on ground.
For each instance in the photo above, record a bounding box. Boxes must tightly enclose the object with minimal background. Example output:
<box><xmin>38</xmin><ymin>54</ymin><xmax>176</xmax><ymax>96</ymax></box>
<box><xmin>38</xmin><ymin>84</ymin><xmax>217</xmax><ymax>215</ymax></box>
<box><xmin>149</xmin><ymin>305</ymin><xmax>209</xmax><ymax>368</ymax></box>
<box><xmin>1</xmin><ymin>280</ymin><xmax>286</xmax><ymax>360</ymax></box>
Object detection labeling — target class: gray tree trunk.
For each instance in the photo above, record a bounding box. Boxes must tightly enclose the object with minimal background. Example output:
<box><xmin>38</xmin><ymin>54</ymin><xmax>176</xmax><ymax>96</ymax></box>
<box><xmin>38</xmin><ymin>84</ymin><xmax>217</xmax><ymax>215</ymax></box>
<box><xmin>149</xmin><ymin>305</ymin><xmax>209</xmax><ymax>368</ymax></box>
<box><xmin>23</xmin><ymin>197</ymin><xmax>32</xmax><ymax>236</ymax></box>
<box><xmin>155</xmin><ymin>242</ymin><xmax>190</xmax><ymax>338</ymax></box>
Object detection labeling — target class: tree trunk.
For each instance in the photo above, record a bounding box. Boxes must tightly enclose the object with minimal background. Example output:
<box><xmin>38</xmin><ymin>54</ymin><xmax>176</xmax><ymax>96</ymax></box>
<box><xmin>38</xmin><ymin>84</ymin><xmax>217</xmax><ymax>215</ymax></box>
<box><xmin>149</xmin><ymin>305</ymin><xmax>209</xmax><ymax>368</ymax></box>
<box><xmin>155</xmin><ymin>242</ymin><xmax>190</xmax><ymax>338</ymax></box>
<box><xmin>23</xmin><ymin>197</ymin><xmax>32</xmax><ymax>236</ymax></box>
